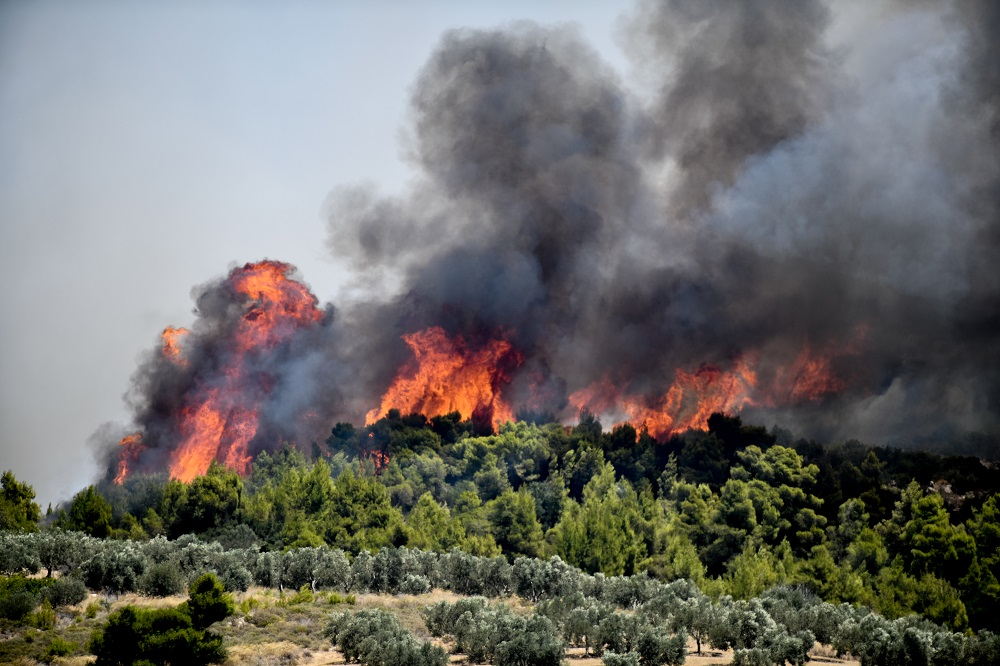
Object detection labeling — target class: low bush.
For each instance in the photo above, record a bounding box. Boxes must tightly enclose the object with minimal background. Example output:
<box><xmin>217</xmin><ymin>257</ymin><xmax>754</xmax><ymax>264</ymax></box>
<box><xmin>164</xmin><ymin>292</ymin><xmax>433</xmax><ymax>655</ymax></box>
<box><xmin>0</xmin><ymin>575</ymin><xmax>54</xmax><ymax>621</ymax></box>
<box><xmin>139</xmin><ymin>561</ymin><xmax>185</xmax><ymax>597</ymax></box>
<box><xmin>41</xmin><ymin>576</ymin><xmax>88</xmax><ymax>607</ymax></box>
<box><xmin>29</xmin><ymin>598</ymin><xmax>55</xmax><ymax>629</ymax></box>
<box><xmin>325</xmin><ymin>608</ymin><xmax>448</xmax><ymax>666</ymax></box>
<box><xmin>45</xmin><ymin>636</ymin><xmax>77</xmax><ymax>661</ymax></box>
<box><xmin>328</xmin><ymin>591</ymin><xmax>356</xmax><ymax>605</ymax></box>
<box><xmin>88</xmin><ymin>572</ymin><xmax>234</xmax><ymax>666</ymax></box>
<box><xmin>0</xmin><ymin>591</ymin><xmax>39</xmax><ymax>622</ymax></box>
<box><xmin>603</xmin><ymin>652</ymin><xmax>641</xmax><ymax>666</ymax></box>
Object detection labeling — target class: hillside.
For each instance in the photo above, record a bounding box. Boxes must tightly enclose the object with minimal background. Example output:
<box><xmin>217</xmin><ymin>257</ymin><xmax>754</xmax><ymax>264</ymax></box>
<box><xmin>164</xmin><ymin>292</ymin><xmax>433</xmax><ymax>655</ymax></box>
<box><xmin>4</xmin><ymin>411</ymin><xmax>1000</xmax><ymax>665</ymax></box>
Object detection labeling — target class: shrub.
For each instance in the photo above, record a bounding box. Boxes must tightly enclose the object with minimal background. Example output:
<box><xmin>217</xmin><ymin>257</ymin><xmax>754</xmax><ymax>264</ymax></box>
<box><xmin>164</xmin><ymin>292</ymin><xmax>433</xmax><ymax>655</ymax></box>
<box><xmin>280</xmin><ymin>584</ymin><xmax>315</xmax><ymax>606</ymax></box>
<box><xmin>493</xmin><ymin>619</ymin><xmax>565</xmax><ymax>666</ymax></box>
<box><xmin>30</xmin><ymin>598</ymin><xmax>56</xmax><ymax>629</ymax></box>
<box><xmin>239</xmin><ymin>596</ymin><xmax>263</xmax><ymax>614</ymax></box>
<box><xmin>140</xmin><ymin>561</ymin><xmax>186</xmax><ymax>597</ymax></box>
<box><xmin>89</xmin><ymin>605</ymin><xmax>226</xmax><ymax>666</ymax></box>
<box><xmin>183</xmin><ymin>573</ymin><xmax>234</xmax><ymax>630</ymax></box>
<box><xmin>89</xmin><ymin>576</ymin><xmax>233</xmax><ymax>666</ymax></box>
<box><xmin>324</xmin><ymin>609</ymin><xmax>448</xmax><ymax>666</ymax></box>
<box><xmin>0</xmin><ymin>574</ymin><xmax>54</xmax><ymax>621</ymax></box>
<box><xmin>0</xmin><ymin>592</ymin><xmax>39</xmax><ymax>622</ymax></box>
<box><xmin>422</xmin><ymin>597</ymin><xmax>489</xmax><ymax>637</ymax></box>
<box><xmin>247</xmin><ymin>607</ymin><xmax>281</xmax><ymax>627</ymax></box>
<box><xmin>596</xmin><ymin>612</ymin><xmax>647</xmax><ymax>655</ymax></box>
<box><xmin>328</xmin><ymin>591</ymin><xmax>356</xmax><ymax>605</ymax></box>
<box><xmin>81</xmin><ymin>547</ymin><xmax>147</xmax><ymax>594</ymax></box>
<box><xmin>635</xmin><ymin>627</ymin><xmax>686</xmax><ymax>666</ymax></box>
<box><xmin>400</xmin><ymin>573</ymin><xmax>432</xmax><ymax>595</ymax></box>
<box><xmin>325</xmin><ymin>608</ymin><xmax>447</xmax><ymax>666</ymax></box>
<box><xmin>41</xmin><ymin>576</ymin><xmax>88</xmax><ymax>607</ymax></box>
<box><xmin>603</xmin><ymin>652</ymin><xmax>641</xmax><ymax>666</ymax></box>
<box><xmin>45</xmin><ymin>636</ymin><xmax>77</xmax><ymax>660</ymax></box>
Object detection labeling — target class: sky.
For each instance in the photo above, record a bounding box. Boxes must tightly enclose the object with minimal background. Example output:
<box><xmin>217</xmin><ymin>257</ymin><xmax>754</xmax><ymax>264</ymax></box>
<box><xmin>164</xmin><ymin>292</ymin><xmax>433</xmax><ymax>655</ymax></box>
<box><xmin>0</xmin><ymin>1</ymin><xmax>632</xmax><ymax>506</ymax></box>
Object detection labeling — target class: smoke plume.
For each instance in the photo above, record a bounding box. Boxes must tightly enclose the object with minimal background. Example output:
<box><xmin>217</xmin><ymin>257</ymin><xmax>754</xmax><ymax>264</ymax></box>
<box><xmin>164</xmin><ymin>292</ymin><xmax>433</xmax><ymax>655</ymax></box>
<box><xmin>106</xmin><ymin>0</ymin><xmax>1000</xmax><ymax>481</ymax></box>
<box><xmin>325</xmin><ymin>0</ymin><xmax>999</xmax><ymax>444</ymax></box>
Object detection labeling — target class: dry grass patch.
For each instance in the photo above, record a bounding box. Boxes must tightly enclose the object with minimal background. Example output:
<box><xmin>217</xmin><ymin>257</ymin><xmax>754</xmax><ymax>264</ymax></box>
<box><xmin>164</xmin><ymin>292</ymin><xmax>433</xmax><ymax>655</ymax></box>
<box><xmin>49</xmin><ymin>657</ymin><xmax>95</xmax><ymax>666</ymax></box>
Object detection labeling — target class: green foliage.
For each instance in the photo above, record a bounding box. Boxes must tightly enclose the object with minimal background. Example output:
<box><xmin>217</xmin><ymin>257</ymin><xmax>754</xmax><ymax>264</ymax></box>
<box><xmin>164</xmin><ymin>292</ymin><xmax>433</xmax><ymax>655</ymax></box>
<box><xmin>59</xmin><ymin>486</ymin><xmax>113</xmax><ymax>538</ymax></box>
<box><xmin>0</xmin><ymin>575</ymin><xmax>54</xmax><ymax>621</ymax></box>
<box><xmin>635</xmin><ymin>626</ymin><xmax>686</xmax><ymax>666</ymax></box>
<box><xmin>550</xmin><ymin>463</ymin><xmax>649</xmax><ymax>575</ymax></box>
<box><xmin>35</xmin><ymin>529</ymin><xmax>94</xmax><ymax>578</ymax></box>
<box><xmin>493</xmin><ymin>616</ymin><xmax>564</xmax><ymax>666</ymax></box>
<box><xmin>486</xmin><ymin>489</ymin><xmax>545</xmax><ymax>558</ymax></box>
<box><xmin>89</xmin><ymin>605</ymin><xmax>226</xmax><ymax>666</ymax></box>
<box><xmin>8</xmin><ymin>408</ymin><xmax>1000</xmax><ymax>655</ymax></box>
<box><xmin>325</xmin><ymin>608</ymin><xmax>448</xmax><ymax>666</ymax></box>
<box><xmin>45</xmin><ymin>635</ymin><xmax>77</xmax><ymax>660</ymax></box>
<box><xmin>81</xmin><ymin>545</ymin><xmax>146</xmax><ymax>594</ymax></box>
<box><xmin>0</xmin><ymin>531</ymin><xmax>42</xmax><ymax>576</ymax></box>
<box><xmin>40</xmin><ymin>575</ymin><xmax>88</xmax><ymax>607</ymax></box>
<box><xmin>603</xmin><ymin>651</ymin><xmax>641</xmax><ymax>666</ymax></box>
<box><xmin>166</xmin><ymin>463</ymin><xmax>243</xmax><ymax>537</ymax></box>
<box><xmin>30</xmin><ymin>598</ymin><xmax>55</xmax><ymax>629</ymax></box>
<box><xmin>89</xmin><ymin>572</ymin><xmax>232</xmax><ymax>666</ymax></box>
<box><xmin>406</xmin><ymin>492</ymin><xmax>466</xmax><ymax>551</ymax></box>
<box><xmin>0</xmin><ymin>470</ymin><xmax>41</xmax><ymax>532</ymax></box>
<box><xmin>140</xmin><ymin>561</ymin><xmax>186</xmax><ymax>597</ymax></box>
<box><xmin>183</xmin><ymin>572</ymin><xmax>234</xmax><ymax>629</ymax></box>
<box><xmin>422</xmin><ymin>597</ymin><xmax>563</xmax><ymax>666</ymax></box>
<box><xmin>0</xmin><ymin>590</ymin><xmax>39</xmax><ymax>622</ymax></box>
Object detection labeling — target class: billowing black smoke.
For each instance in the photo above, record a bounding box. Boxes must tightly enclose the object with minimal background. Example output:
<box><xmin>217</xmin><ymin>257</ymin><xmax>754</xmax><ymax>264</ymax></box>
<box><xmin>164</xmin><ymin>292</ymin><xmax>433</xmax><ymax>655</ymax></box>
<box><xmin>323</xmin><ymin>0</ymin><xmax>999</xmax><ymax>446</ymax></box>
<box><xmin>103</xmin><ymin>0</ymin><xmax>999</xmax><ymax>481</ymax></box>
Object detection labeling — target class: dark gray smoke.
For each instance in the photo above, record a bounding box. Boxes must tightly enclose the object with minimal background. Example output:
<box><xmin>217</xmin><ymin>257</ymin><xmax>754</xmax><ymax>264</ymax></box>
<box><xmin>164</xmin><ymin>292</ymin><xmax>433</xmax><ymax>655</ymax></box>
<box><xmin>324</xmin><ymin>0</ymin><xmax>999</xmax><ymax>446</ymax></box>
<box><xmin>625</xmin><ymin>0</ymin><xmax>832</xmax><ymax>215</ymax></box>
<box><xmin>103</xmin><ymin>0</ymin><xmax>999</xmax><ymax>479</ymax></box>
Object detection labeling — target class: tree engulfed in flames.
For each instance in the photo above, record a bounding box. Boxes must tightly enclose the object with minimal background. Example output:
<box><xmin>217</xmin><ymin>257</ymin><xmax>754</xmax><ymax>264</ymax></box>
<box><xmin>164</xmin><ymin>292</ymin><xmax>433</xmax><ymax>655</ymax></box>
<box><xmin>365</xmin><ymin>326</ymin><xmax>523</xmax><ymax>430</ymax></box>
<box><xmin>112</xmin><ymin>259</ymin><xmax>864</xmax><ymax>486</ymax></box>
<box><xmin>569</xmin><ymin>361</ymin><xmax>759</xmax><ymax>440</ymax></box>
<box><xmin>567</xmin><ymin>341</ymin><xmax>857</xmax><ymax>439</ymax></box>
<box><xmin>113</xmin><ymin>260</ymin><xmax>323</xmax><ymax>484</ymax></box>
<box><xmin>113</xmin><ymin>433</ymin><xmax>144</xmax><ymax>485</ymax></box>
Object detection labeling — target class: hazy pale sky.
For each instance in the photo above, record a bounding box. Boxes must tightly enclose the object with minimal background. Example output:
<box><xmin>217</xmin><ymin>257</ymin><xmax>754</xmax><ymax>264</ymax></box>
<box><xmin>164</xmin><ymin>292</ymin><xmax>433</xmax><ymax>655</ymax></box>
<box><xmin>0</xmin><ymin>1</ymin><xmax>632</xmax><ymax>506</ymax></box>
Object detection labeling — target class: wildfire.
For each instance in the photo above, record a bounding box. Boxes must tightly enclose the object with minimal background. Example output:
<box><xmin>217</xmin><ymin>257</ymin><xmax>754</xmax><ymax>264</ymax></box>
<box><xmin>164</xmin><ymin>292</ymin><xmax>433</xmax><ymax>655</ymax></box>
<box><xmin>366</xmin><ymin>327</ymin><xmax>523</xmax><ymax>430</ymax></box>
<box><xmin>570</xmin><ymin>359</ymin><xmax>759</xmax><ymax>439</ymax></box>
<box><xmin>160</xmin><ymin>326</ymin><xmax>189</xmax><ymax>364</ymax></box>
<box><xmin>167</xmin><ymin>260</ymin><xmax>322</xmax><ymax>482</ymax></box>
<box><xmin>113</xmin><ymin>433</ymin><xmax>144</xmax><ymax>485</ymax></box>
<box><xmin>782</xmin><ymin>344</ymin><xmax>845</xmax><ymax>402</ymax></box>
<box><xmin>114</xmin><ymin>260</ymin><xmax>324</xmax><ymax>485</ymax></box>
<box><xmin>227</xmin><ymin>260</ymin><xmax>323</xmax><ymax>352</ymax></box>
<box><xmin>111</xmin><ymin>253</ymin><xmax>872</xmax><ymax>486</ymax></box>
<box><xmin>568</xmin><ymin>333</ymin><xmax>866</xmax><ymax>439</ymax></box>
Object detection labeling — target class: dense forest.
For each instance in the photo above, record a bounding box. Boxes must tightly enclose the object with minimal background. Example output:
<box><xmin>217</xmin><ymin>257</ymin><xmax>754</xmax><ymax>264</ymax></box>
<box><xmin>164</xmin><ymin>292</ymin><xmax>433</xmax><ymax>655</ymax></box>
<box><xmin>3</xmin><ymin>412</ymin><xmax>1000</xmax><ymax>665</ymax></box>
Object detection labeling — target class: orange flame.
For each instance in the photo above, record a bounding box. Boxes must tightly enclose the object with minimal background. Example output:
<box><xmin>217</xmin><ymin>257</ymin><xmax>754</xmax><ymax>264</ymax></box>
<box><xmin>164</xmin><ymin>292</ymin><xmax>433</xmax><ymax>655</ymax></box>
<box><xmin>361</xmin><ymin>449</ymin><xmax>391</xmax><ymax>474</ymax></box>
<box><xmin>569</xmin><ymin>330</ymin><xmax>869</xmax><ymax>439</ymax></box>
<box><xmin>164</xmin><ymin>260</ymin><xmax>322</xmax><ymax>483</ymax></box>
<box><xmin>366</xmin><ymin>327</ymin><xmax>522</xmax><ymax>430</ymax></box>
<box><xmin>160</xmin><ymin>326</ymin><xmax>189</xmax><ymax>364</ymax></box>
<box><xmin>782</xmin><ymin>344</ymin><xmax>845</xmax><ymax>402</ymax></box>
<box><xmin>570</xmin><ymin>359</ymin><xmax>758</xmax><ymax>439</ymax></box>
<box><xmin>113</xmin><ymin>433</ymin><xmax>144</xmax><ymax>485</ymax></box>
